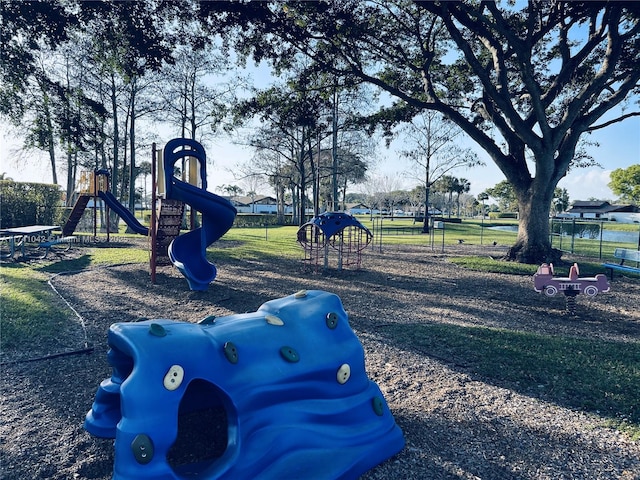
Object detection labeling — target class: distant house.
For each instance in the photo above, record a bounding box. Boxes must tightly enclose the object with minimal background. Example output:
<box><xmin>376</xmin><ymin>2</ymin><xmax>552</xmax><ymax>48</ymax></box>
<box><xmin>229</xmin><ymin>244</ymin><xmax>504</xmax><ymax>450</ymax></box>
<box><xmin>606</xmin><ymin>205</ymin><xmax>640</xmax><ymax>224</ymax></box>
<box><xmin>347</xmin><ymin>203</ymin><xmax>370</xmax><ymax>215</ymax></box>
<box><xmin>231</xmin><ymin>195</ymin><xmax>279</xmax><ymax>214</ymax></box>
<box><xmin>566</xmin><ymin>201</ymin><xmax>639</xmax><ymax>223</ymax></box>
<box><xmin>566</xmin><ymin>201</ymin><xmax>612</xmax><ymax>219</ymax></box>
<box><xmin>345</xmin><ymin>203</ymin><xmax>390</xmax><ymax>215</ymax></box>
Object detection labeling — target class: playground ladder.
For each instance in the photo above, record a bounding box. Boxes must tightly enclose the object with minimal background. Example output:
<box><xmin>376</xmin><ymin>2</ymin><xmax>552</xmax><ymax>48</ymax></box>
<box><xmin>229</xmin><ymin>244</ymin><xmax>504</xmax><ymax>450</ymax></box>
<box><xmin>62</xmin><ymin>194</ymin><xmax>91</xmax><ymax>236</ymax></box>
<box><xmin>154</xmin><ymin>198</ymin><xmax>185</xmax><ymax>264</ymax></box>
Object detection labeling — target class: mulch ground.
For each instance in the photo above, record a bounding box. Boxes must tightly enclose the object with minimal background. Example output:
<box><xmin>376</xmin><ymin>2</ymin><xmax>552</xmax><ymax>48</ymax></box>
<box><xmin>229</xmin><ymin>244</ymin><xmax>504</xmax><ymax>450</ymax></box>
<box><xmin>1</xmin><ymin>240</ymin><xmax>639</xmax><ymax>479</ymax></box>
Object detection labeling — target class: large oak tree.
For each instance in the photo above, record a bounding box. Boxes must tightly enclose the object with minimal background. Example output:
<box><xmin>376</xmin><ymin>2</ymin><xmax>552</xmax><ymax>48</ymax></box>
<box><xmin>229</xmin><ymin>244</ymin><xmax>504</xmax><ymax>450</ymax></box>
<box><xmin>199</xmin><ymin>0</ymin><xmax>640</xmax><ymax>263</ymax></box>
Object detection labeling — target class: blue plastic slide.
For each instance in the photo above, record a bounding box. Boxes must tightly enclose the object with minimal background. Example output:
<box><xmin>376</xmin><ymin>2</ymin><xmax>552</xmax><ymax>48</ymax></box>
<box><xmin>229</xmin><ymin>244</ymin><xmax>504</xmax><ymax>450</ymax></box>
<box><xmin>98</xmin><ymin>190</ymin><xmax>149</xmax><ymax>236</ymax></box>
<box><xmin>163</xmin><ymin>138</ymin><xmax>237</xmax><ymax>290</ymax></box>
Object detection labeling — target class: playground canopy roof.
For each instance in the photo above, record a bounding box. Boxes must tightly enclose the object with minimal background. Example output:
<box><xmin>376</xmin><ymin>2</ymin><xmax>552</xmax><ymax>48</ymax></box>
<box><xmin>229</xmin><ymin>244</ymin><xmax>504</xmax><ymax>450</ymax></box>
<box><xmin>304</xmin><ymin>212</ymin><xmax>372</xmax><ymax>239</ymax></box>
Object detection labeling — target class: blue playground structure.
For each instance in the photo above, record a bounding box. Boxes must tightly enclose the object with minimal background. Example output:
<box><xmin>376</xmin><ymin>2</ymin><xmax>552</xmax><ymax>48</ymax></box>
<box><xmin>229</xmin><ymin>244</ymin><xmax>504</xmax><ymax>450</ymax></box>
<box><xmin>62</xmin><ymin>138</ymin><xmax>236</xmax><ymax>290</ymax></box>
<box><xmin>98</xmin><ymin>189</ymin><xmax>149</xmax><ymax>236</ymax></box>
<box><xmin>84</xmin><ymin>290</ymin><xmax>404</xmax><ymax>479</ymax></box>
<box><xmin>298</xmin><ymin>212</ymin><xmax>373</xmax><ymax>271</ymax></box>
<box><xmin>159</xmin><ymin>138</ymin><xmax>237</xmax><ymax>290</ymax></box>
<box><xmin>63</xmin><ymin>139</ymin><xmax>236</xmax><ymax>291</ymax></box>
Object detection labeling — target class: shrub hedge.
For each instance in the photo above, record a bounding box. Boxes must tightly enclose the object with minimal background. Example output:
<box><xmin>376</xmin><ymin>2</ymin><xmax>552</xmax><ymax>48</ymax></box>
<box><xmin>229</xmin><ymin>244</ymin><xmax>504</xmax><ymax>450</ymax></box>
<box><xmin>0</xmin><ymin>181</ymin><xmax>63</xmax><ymax>228</ymax></box>
<box><xmin>233</xmin><ymin>213</ymin><xmax>301</xmax><ymax>227</ymax></box>
<box><xmin>489</xmin><ymin>212</ymin><xmax>518</xmax><ymax>219</ymax></box>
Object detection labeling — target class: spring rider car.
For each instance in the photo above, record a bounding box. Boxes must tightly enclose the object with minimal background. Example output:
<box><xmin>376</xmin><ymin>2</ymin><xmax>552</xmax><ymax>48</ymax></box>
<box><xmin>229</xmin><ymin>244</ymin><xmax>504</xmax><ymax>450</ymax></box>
<box><xmin>85</xmin><ymin>290</ymin><xmax>405</xmax><ymax>479</ymax></box>
<box><xmin>533</xmin><ymin>263</ymin><xmax>610</xmax><ymax>314</ymax></box>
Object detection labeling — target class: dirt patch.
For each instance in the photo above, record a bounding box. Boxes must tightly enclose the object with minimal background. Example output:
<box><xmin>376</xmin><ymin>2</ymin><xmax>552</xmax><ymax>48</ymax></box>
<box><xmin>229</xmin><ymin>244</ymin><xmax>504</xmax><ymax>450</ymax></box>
<box><xmin>2</xmin><ymin>241</ymin><xmax>640</xmax><ymax>479</ymax></box>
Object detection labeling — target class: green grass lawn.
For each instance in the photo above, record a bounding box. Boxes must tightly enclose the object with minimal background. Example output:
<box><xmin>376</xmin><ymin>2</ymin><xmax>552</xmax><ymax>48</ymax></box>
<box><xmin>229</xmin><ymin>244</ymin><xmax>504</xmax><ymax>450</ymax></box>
<box><xmin>1</xmin><ymin>242</ymin><xmax>149</xmax><ymax>350</ymax></box>
<box><xmin>210</xmin><ymin>225</ymin><xmax>302</xmax><ymax>261</ymax></box>
<box><xmin>40</xmin><ymin>242</ymin><xmax>149</xmax><ymax>274</ymax></box>
<box><xmin>0</xmin><ymin>264</ymin><xmax>72</xmax><ymax>351</ymax></box>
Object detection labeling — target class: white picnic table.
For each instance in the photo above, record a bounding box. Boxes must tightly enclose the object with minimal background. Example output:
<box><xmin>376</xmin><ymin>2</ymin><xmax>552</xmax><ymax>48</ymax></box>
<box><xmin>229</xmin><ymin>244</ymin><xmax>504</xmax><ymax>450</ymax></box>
<box><xmin>0</xmin><ymin>225</ymin><xmax>60</xmax><ymax>259</ymax></box>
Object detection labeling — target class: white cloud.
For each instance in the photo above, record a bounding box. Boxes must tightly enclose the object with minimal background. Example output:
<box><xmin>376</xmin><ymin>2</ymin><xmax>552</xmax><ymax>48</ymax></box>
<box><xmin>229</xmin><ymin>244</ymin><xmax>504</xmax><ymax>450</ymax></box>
<box><xmin>558</xmin><ymin>168</ymin><xmax>614</xmax><ymax>201</ymax></box>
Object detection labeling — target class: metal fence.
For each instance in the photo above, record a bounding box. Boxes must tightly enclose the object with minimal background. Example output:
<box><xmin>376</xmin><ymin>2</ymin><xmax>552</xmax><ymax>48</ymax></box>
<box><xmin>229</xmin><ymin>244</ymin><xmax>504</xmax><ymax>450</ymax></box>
<box><xmin>549</xmin><ymin>218</ymin><xmax>640</xmax><ymax>261</ymax></box>
<box><xmin>368</xmin><ymin>216</ymin><xmax>640</xmax><ymax>262</ymax></box>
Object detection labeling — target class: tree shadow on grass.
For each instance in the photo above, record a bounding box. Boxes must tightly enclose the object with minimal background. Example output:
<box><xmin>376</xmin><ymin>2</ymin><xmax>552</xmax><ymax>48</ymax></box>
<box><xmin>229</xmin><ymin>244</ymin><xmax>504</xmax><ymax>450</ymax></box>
<box><xmin>39</xmin><ymin>254</ymin><xmax>93</xmax><ymax>274</ymax></box>
<box><xmin>376</xmin><ymin>322</ymin><xmax>640</xmax><ymax>436</ymax></box>
<box><xmin>0</xmin><ymin>262</ymin><xmax>87</xmax><ymax>356</ymax></box>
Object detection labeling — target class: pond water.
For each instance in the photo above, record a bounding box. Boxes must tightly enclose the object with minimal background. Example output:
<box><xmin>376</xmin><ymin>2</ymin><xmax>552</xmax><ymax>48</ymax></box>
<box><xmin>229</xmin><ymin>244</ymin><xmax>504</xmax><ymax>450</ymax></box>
<box><xmin>488</xmin><ymin>225</ymin><xmax>518</xmax><ymax>232</ymax></box>
<box><xmin>488</xmin><ymin>225</ymin><xmax>639</xmax><ymax>244</ymax></box>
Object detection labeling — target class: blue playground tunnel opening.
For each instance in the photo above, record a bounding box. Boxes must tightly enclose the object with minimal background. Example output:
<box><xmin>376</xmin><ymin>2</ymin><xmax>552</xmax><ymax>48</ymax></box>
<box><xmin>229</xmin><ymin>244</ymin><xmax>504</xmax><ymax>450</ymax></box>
<box><xmin>167</xmin><ymin>379</ymin><xmax>232</xmax><ymax>477</ymax></box>
<box><xmin>104</xmin><ymin>347</ymin><xmax>239</xmax><ymax>478</ymax></box>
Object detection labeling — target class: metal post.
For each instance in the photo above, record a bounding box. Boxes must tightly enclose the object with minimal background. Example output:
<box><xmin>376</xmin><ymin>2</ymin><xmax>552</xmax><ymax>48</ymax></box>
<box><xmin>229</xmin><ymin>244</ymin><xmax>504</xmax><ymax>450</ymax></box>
<box><xmin>93</xmin><ymin>171</ymin><xmax>97</xmax><ymax>239</ymax></box>
<box><xmin>324</xmin><ymin>240</ymin><xmax>329</xmax><ymax>270</ymax></box>
<box><xmin>480</xmin><ymin>208</ymin><xmax>484</xmax><ymax>245</ymax></box>
<box><xmin>338</xmin><ymin>231</ymin><xmax>343</xmax><ymax>271</ymax></box>
<box><xmin>599</xmin><ymin>220</ymin><xmax>604</xmax><ymax>260</ymax></box>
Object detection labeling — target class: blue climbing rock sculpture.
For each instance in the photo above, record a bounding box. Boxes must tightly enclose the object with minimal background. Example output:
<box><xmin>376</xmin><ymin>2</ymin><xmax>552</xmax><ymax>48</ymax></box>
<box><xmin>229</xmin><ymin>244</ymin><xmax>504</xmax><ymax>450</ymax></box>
<box><xmin>85</xmin><ymin>290</ymin><xmax>404</xmax><ymax>479</ymax></box>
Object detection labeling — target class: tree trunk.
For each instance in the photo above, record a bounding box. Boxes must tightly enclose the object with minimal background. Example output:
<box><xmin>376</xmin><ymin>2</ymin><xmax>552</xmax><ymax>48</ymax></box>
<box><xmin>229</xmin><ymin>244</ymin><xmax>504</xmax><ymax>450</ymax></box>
<box><xmin>48</xmin><ymin>138</ymin><xmax>58</xmax><ymax>187</ymax></box>
<box><xmin>109</xmin><ymin>75</ymin><xmax>121</xmax><ymax>232</ymax></box>
<box><xmin>66</xmin><ymin>150</ymin><xmax>76</xmax><ymax>207</ymax></box>
<box><xmin>128</xmin><ymin>83</ymin><xmax>136</xmax><ymax>214</ymax></box>
<box><xmin>505</xmin><ymin>185</ymin><xmax>561</xmax><ymax>264</ymax></box>
<box><xmin>298</xmin><ymin>148</ymin><xmax>306</xmax><ymax>227</ymax></box>
<box><xmin>341</xmin><ymin>178</ymin><xmax>348</xmax><ymax>211</ymax></box>
<box><xmin>98</xmin><ymin>137</ymin><xmax>106</xmax><ymax>230</ymax></box>
<box><xmin>291</xmin><ymin>183</ymin><xmax>299</xmax><ymax>225</ymax></box>
<box><xmin>422</xmin><ymin>186</ymin><xmax>431</xmax><ymax>234</ymax></box>
<box><xmin>276</xmin><ymin>182</ymin><xmax>285</xmax><ymax>225</ymax></box>
<box><xmin>110</xmin><ymin>75</ymin><xmax>119</xmax><ymax>199</ymax></box>
<box><xmin>44</xmin><ymin>102</ymin><xmax>58</xmax><ymax>187</ymax></box>
<box><xmin>332</xmin><ymin>86</ymin><xmax>339</xmax><ymax>212</ymax></box>
<box><xmin>309</xmin><ymin>136</ymin><xmax>318</xmax><ymax>217</ymax></box>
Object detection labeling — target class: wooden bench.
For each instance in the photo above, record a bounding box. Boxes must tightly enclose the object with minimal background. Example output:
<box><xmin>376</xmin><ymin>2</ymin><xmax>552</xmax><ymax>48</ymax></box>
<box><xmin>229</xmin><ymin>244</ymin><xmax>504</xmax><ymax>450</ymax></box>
<box><xmin>602</xmin><ymin>248</ymin><xmax>640</xmax><ymax>279</ymax></box>
<box><xmin>38</xmin><ymin>236</ymin><xmax>76</xmax><ymax>258</ymax></box>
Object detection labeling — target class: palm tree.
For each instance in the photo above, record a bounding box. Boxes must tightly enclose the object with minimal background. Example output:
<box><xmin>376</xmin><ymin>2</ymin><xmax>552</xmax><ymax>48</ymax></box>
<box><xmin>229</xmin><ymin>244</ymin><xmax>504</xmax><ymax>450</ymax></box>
<box><xmin>247</xmin><ymin>190</ymin><xmax>257</xmax><ymax>213</ymax></box>
<box><xmin>435</xmin><ymin>175</ymin><xmax>457</xmax><ymax>217</ymax></box>
<box><xmin>477</xmin><ymin>191</ymin><xmax>490</xmax><ymax>245</ymax></box>
<box><xmin>477</xmin><ymin>192</ymin><xmax>489</xmax><ymax>219</ymax></box>
<box><xmin>219</xmin><ymin>184</ymin><xmax>243</xmax><ymax>204</ymax></box>
<box><xmin>453</xmin><ymin>178</ymin><xmax>471</xmax><ymax>217</ymax></box>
